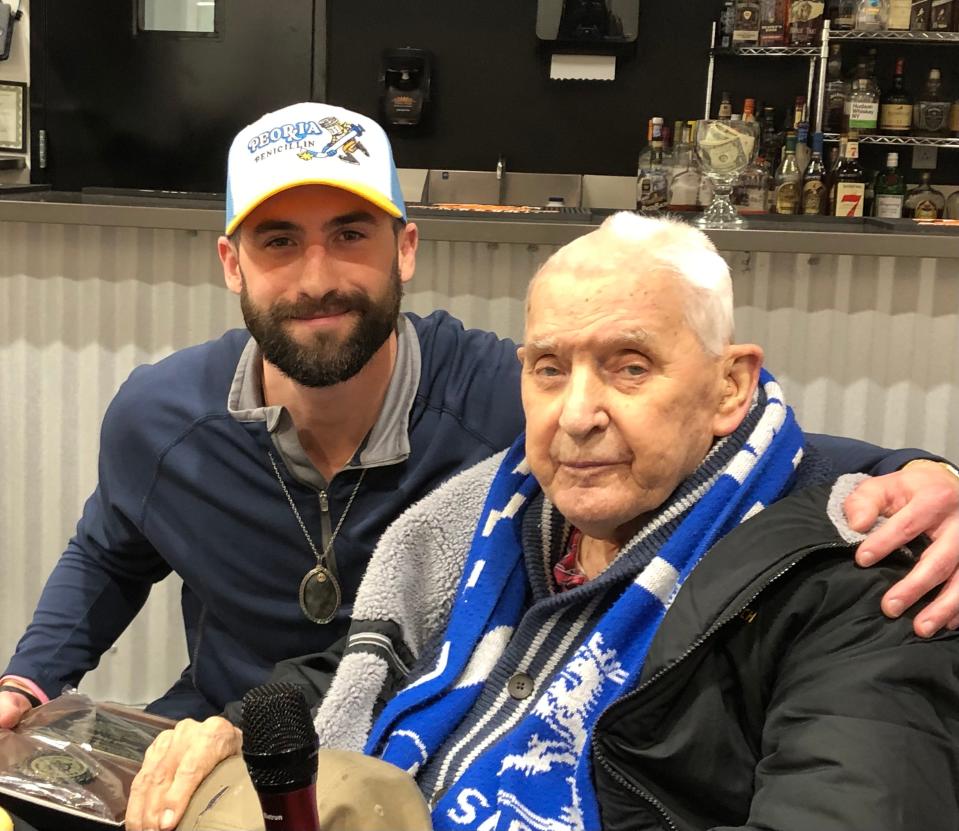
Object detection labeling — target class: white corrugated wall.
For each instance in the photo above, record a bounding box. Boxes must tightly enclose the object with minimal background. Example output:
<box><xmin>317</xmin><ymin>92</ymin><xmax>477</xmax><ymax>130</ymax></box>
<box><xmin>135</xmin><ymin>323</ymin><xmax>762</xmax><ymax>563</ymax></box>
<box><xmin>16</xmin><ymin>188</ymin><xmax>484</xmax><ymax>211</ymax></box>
<box><xmin>1</xmin><ymin>219</ymin><xmax>957</xmax><ymax>706</ymax></box>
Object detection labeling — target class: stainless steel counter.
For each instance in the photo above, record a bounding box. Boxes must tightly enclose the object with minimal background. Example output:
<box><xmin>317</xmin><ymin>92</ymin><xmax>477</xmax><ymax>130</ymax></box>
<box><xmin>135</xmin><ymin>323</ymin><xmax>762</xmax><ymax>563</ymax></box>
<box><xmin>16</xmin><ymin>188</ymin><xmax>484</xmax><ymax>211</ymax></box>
<box><xmin>1</xmin><ymin>191</ymin><xmax>957</xmax><ymax>258</ymax></box>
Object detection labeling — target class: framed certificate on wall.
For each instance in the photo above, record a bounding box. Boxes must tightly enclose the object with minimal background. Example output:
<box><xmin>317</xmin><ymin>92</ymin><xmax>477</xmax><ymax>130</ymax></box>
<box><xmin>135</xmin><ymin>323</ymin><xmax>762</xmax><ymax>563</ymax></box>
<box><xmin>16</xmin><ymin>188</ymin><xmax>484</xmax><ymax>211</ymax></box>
<box><xmin>0</xmin><ymin>81</ymin><xmax>27</xmax><ymax>153</ymax></box>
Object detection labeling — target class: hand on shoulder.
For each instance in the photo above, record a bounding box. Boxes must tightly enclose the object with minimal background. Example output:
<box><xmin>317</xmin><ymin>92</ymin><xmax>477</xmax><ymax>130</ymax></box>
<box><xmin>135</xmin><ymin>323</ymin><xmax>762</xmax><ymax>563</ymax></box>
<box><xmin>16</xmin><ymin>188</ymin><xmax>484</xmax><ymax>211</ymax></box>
<box><xmin>846</xmin><ymin>460</ymin><xmax>959</xmax><ymax>637</ymax></box>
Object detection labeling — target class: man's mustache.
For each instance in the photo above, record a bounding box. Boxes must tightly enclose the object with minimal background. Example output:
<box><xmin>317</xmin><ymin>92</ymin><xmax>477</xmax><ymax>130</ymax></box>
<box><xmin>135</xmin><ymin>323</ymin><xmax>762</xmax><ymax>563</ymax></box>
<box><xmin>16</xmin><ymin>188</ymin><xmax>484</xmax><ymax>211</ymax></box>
<box><xmin>271</xmin><ymin>291</ymin><xmax>371</xmax><ymax>321</ymax></box>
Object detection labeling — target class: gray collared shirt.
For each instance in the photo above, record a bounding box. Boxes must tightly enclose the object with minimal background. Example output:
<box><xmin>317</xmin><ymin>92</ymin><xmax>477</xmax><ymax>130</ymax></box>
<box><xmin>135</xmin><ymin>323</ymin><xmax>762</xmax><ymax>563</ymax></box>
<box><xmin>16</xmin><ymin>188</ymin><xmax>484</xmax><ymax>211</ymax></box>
<box><xmin>228</xmin><ymin>315</ymin><xmax>422</xmax><ymax>490</ymax></box>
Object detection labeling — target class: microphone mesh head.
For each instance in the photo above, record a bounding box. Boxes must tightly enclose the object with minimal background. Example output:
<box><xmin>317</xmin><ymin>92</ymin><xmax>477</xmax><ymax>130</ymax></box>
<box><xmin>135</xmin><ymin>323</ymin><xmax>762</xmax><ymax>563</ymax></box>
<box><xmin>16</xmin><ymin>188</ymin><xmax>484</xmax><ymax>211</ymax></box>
<box><xmin>241</xmin><ymin>682</ymin><xmax>318</xmax><ymax>789</ymax></box>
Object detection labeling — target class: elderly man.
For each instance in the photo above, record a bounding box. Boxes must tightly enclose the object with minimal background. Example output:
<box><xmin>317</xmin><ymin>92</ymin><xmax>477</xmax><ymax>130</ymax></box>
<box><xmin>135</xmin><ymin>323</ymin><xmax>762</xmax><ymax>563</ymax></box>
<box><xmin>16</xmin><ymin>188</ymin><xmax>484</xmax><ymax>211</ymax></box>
<box><xmin>312</xmin><ymin>213</ymin><xmax>958</xmax><ymax>829</ymax></box>
<box><xmin>133</xmin><ymin>214</ymin><xmax>957</xmax><ymax>831</ymax></box>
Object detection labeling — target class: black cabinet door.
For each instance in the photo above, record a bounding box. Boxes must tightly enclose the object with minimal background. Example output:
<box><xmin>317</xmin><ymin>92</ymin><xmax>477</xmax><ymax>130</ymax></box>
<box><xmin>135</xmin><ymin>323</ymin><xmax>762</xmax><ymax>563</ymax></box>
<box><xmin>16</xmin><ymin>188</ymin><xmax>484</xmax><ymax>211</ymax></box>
<box><xmin>31</xmin><ymin>1</ymin><xmax>321</xmax><ymax>192</ymax></box>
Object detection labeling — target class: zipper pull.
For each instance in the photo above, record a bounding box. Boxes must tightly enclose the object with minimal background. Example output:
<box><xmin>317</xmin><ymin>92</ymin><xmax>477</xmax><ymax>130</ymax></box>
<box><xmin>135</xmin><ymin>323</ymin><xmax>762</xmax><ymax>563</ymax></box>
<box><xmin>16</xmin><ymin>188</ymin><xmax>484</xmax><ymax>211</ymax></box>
<box><xmin>318</xmin><ymin>490</ymin><xmax>329</xmax><ymax>512</ymax></box>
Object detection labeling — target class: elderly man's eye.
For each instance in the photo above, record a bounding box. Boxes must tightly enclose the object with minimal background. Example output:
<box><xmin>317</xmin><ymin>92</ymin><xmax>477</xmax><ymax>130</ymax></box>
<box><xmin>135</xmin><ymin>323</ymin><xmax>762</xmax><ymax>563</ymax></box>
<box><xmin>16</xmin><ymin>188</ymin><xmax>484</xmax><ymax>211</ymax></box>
<box><xmin>621</xmin><ymin>364</ymin><xmax>646</xmax><ymax>377</ymax></box>
<box><xmin>534</xmin><ymin>363</ymin><xmax>563</xmax><ymax>378</ymax></box>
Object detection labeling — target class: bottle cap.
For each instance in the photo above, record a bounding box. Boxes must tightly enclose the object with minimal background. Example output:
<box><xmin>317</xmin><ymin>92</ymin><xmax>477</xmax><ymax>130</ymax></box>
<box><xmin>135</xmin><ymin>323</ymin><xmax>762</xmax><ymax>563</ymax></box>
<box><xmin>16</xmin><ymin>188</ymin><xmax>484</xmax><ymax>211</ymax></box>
<box><xmin>887</xmin><ymin>152</ymin><xmax>898</xmax><ymax>167</ymax></box>
<box><xmin>929</xmin><ymin>68</ymin><xmax>941</xmax><ymax>80</ymax></box>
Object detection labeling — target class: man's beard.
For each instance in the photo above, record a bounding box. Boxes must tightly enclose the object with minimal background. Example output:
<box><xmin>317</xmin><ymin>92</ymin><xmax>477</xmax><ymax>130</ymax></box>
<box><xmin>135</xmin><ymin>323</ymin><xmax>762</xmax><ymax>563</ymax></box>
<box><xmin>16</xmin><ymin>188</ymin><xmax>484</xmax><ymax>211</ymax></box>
<box><xmin>240</xmin><ymin>264</ymin><xmax>403</xmax><ymax>388</ymax></box>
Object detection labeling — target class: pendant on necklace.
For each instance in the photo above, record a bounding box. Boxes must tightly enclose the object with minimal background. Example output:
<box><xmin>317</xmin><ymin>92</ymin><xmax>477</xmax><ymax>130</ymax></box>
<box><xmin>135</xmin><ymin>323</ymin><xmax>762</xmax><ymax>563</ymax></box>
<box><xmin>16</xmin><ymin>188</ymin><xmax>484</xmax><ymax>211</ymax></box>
<box><xmin>299</xmin><ymin>565</ymin><xmax>341</xmax><ymax>624</ymax></box>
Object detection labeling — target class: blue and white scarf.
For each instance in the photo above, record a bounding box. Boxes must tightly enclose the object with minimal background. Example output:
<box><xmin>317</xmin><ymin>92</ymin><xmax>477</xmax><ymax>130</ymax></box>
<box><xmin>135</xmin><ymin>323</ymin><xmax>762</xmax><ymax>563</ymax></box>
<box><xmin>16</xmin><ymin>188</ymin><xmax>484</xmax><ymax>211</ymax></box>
<box><xmin>366</xmin><ymin>370</ymin><xmax>803</xmax><ymax>831</ymax></box>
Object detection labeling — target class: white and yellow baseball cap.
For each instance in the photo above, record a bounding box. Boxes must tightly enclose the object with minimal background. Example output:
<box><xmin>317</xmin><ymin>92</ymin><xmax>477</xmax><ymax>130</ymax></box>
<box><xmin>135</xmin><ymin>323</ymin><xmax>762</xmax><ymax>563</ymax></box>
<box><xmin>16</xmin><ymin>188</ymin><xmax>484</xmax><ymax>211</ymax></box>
<box><xmin>225</xmin><ymin>102</ymin><xmax>406</xmax><ymax>235</ymax></box>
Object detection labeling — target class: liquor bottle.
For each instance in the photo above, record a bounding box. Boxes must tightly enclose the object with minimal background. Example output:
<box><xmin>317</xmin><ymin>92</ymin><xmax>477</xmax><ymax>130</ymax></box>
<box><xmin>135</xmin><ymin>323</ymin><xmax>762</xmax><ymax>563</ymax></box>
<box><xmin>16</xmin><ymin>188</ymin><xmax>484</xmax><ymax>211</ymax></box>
<box><xmin>759</xmin><ymin>105</ymin><xmax>781</xmax><ymax>167</ymax></box>
<box><xmin>801</xmin><ymin>133</ymin><xmax>827</xmax><ymax>214</ymax></box>
<box><xmin>789</xmin><ymin>0</ymin><xmax>825</xmax><ymax>42</ymax></box>
<box><xmin>795</xmin><ymin>108</ymin><xmax>812</xmax><ymax>173</ymax></box>
<box><xmin>945</xmin><ymin>189</ymin><xmax>959</xmax><ymax>220</ymax></box>
<box><xmin>873</xmin><ymin>152</ymin><xmax>906</xmax><ymax>218</ymax></box>
<box><xmin>773</xmin><ymin>131</ymin><xmax>802</xmax><ymax>214</ymax></box>
<box><xmin>888</xmin><ymin>0</ymin><xmax>913</xmax><ymax>26</ymax></box>
<box><xmin>929</xmin><ymin>0</ymin><xmax>956</xmax><ymax>28</ymax></box>
<box><xmin>661</xmin><ymin>123</ymin><xmax>675</xmax><ymax>167</ymax></box>
<box><xmin>910</xmin><ymin>0</ymin><xmax>932</xmax><ymax>29</ymax></box>
<box><xmin>951</xmin><ymin>89</ymin><xmax>959</xmax><ymax>136</ymax></box>
<box><xmin>863</xmin><ymin>167</ymin><xmax>878</xmax><ymax>218</ymax></box>
<box><xmin>855</xmin><ymin>0</ymin><xmax>890</xmax><ymax>28</ymax></box>
<box><xmin>824</xmin><ymin>44</ymin><xmax>848</xmax><ymax>132</ymax></box>
<box><xmin>848</xmin><ymin>74</ymin><xmax>880</xmax><ymax>134</ymax></box>
<box><xmin>914</xmin><ymin>69</ymin><xmax>950</xmax><ymax>136</ymax></box>
<box><xmin>667</xmin><ymin>123</ymin><xmax>703</xmax><ymax>211</ymax></box>
<box><xmin>879</xmin><ymin>58</ymin><xmax>913</xmax><ymax>134</ymax></box>
<box><xmin>637</xmin><ymin>118</ymin><xmax>669</xmax><ymax>212</ymax></box>
<box><xmin>835</xmin><ymin>0</ymin><xmax>858</xmax><ymax>27</ymax></box>
<box><xmin>823</xmin><ymin>142</ymin><xmax>841</xmax><ymax>201</ymax></box>
<box><xmin>830</xmin><ymin>133</ymin><xmax>866</xmax><ymax>217</ymax></box>
<box><xmin>864</xmin><ymin>48</ymin><xmax>880</xmax><ymax>99</ymax></box>
<box><xmin>719</xmin><ymin>0</ymin><xmax>736</xmax><ymax>46</ymax></box>
<box><xmin>733</xmin><ymin>0</ymin><xmax>762</xmax><ymax>44</ymax></box>
<box><xmin>760</xmin><ymin>0</ymin><xmax>788</xmax><ymax>44</ymax></box>
<box><xmin>719</xmin><ymin>91</ymin><xmax>734</xmax><ymax>120</ymax></box>
<box><xmin>904</xmin><ymin>171</ymin><xmax>945</xmax><ymax>218</ymax></box>
<box><xmin>792</xmin><ymin>96</ymin><xmax>807</xmax><ymax>130</ymax></box>
<box><xmin>637</xmin><ymin>118</ymin><xmax>654</xmax><ymax>174</ymax></box>
<box><xmin>736</xmin><ymin>150</ymin><xmax>771</xmax><ymax>214</ymax></box>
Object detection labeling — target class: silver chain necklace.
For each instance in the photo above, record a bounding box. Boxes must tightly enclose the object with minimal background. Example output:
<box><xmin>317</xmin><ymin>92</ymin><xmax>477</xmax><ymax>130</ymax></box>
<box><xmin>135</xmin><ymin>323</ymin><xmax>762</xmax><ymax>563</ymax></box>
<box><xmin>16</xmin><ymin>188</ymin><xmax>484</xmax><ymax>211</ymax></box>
<box><xmin>268</xmin><ymin>451</ymin><xmax>366</xmax><ymax>624</ymax></box>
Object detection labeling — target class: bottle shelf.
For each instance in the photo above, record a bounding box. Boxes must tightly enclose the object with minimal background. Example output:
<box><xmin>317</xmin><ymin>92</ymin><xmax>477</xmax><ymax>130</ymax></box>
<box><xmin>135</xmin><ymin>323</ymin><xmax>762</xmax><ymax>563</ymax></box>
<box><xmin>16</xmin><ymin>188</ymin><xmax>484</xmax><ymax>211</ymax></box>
<box><xmin>713</xmin><ymin>45</ymin><xmax>821</xmax><ymax>56</ymax></box>
<box><xmin>823</xmin><ymin>133</ymin><xmax>959</xmax><ymax>147</ymax></box>
<box><xmin>828</xmin><ymin>30</ymin><xmax>959</xmax><ymax>43</ymax></box>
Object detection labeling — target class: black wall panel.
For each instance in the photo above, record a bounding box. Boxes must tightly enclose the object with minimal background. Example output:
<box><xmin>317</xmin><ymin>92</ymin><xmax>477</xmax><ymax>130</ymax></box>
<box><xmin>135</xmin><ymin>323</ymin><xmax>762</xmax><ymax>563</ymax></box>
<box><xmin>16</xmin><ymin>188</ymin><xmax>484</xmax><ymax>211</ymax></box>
<box><xmin>31</xmin><ymin>1</ymin><xmax>959</xmax><ymax>189</ymax></box>
<box><xmin>327</xmin><ymin>1</ymin><xmax>811</xmax><ymax>175</ymax></box>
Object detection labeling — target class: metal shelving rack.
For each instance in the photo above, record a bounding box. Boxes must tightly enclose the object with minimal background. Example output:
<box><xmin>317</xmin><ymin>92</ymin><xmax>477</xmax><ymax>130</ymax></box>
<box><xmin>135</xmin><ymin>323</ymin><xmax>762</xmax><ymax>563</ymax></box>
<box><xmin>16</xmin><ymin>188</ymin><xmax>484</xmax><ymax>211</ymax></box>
<box><xmin>712</xmin><ymin>45</ymin><xmax>821</xmax><ymax>56</ymax></box>
<box><xmin>704</xmin><ymin>22</ymin><xmax>820</xmax><ymax>120</ymax></box>
<box><xmin>704</xmin><ymin>20</ymin><xmax>959</xmax><ymax>148</ymax></box>
<box><xmin>827</xmin><ymin>29</ymin><xmax>959</xmax><ymax>42</ymax></box>
<box><xmin>814</xmin><ymin>21</ymin><xmax>959</xmax><ymax>142</ymax></box>
<box><xmin>822</xmin><ymin>133</ymin><xmax>959</xmax><ymax>147</ymax></box>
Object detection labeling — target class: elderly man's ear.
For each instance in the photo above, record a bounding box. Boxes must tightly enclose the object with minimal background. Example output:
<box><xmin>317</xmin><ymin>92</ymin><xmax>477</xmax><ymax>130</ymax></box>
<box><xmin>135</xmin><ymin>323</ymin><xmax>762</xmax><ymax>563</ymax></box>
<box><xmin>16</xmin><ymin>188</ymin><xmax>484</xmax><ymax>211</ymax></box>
<box><xmin>712</xmin><ymin>344</ymin><xmax>764</xmax><ymax>438</ymax></box>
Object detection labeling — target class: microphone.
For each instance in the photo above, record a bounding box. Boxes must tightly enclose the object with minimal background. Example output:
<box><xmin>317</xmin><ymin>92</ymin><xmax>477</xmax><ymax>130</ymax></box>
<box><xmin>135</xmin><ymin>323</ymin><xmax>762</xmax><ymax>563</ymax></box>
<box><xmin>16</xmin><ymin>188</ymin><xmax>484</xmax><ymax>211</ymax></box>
<box><xmin>241</xmin><ymin>682</ymin><xmax>321</xmax><ymax>831</ymax></box>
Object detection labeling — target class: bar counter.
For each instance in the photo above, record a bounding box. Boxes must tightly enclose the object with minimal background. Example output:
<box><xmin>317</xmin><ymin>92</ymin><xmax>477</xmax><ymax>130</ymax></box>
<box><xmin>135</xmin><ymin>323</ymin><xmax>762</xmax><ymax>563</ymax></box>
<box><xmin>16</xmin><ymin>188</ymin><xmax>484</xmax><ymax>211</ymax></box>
<box><xmin>0</xmin><ymin>189</ymin><xmax>957</xmax><ymax>257</ymax></box>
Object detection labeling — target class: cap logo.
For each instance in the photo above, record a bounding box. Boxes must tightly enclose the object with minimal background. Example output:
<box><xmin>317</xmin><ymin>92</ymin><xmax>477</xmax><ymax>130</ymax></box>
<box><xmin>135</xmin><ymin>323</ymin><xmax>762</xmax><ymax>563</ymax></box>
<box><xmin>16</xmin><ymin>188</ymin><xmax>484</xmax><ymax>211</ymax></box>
<box><xmin>247</xmin><ymin>117</ymin><xmax>369</xmax><ymax>166</ymax></box>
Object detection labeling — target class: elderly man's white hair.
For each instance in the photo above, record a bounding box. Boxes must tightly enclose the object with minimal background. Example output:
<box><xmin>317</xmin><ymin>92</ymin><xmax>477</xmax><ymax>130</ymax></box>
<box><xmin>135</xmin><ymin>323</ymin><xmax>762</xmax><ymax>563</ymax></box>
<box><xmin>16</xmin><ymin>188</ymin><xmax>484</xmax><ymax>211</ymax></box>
<box><xmin>528</xmin><ymin>212</ymin><xmax>734</xmax><ymax>356</ymax></box>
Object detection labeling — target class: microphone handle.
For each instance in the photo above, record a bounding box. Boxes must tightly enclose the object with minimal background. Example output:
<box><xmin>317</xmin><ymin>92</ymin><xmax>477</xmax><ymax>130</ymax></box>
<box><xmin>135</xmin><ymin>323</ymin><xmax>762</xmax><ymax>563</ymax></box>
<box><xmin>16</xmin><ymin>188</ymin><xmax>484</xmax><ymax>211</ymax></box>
<box><xmin>257</xmin><ymin>783</ymin><xmax>321</xmax><ymax>831</ymax></box>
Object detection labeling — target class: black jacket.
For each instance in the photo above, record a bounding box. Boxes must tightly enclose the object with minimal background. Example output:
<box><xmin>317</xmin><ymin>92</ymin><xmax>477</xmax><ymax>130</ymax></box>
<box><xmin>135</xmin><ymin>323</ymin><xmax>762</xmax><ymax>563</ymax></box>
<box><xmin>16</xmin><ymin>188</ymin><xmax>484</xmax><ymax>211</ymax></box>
<box><xmin>593</xmin><ymin>484</ymin><xmax>959</xmax><ymax>831</ymax></box>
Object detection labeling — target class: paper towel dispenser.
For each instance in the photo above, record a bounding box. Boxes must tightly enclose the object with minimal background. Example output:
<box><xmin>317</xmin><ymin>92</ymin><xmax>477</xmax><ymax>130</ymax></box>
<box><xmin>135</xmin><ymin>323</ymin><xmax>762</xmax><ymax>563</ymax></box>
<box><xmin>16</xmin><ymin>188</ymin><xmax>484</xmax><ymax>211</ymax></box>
<box><xmin>536</xmin><ymin>0</ymin><xmax>639</xmax><ymax>44</ymax></box>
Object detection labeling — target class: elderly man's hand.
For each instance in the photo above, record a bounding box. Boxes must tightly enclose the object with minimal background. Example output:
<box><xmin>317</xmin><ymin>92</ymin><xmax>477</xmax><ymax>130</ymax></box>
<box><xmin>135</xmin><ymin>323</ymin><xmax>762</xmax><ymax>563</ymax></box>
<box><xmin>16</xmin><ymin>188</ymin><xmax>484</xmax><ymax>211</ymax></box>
<box><xmin>125</xmin><ymin>715</ymin><xmax>242</xmax><ymax>831</ymax></box>
<box><xmin>845</xmin><ymin>460</ymin><xmax>959</xmax><ymax>638</ymax></box>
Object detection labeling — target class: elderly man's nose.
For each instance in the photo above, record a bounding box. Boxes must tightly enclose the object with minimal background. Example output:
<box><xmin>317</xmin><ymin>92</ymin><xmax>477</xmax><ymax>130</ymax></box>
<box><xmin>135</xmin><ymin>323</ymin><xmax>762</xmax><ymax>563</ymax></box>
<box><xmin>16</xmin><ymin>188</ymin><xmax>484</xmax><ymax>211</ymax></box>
<box><xmin>558</xmin><ymin>373</ymin><xmax>607</xmax><ymax>436</ymax></box>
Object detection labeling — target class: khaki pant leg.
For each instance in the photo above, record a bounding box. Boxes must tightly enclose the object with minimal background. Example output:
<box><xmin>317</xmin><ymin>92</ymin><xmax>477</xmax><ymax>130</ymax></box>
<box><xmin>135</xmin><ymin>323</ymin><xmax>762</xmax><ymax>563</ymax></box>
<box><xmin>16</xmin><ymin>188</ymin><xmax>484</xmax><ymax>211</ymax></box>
<box><xmin>178</xmin><ymin>749</ymin><xmax>432</xmax><ymax>831</ymax></box>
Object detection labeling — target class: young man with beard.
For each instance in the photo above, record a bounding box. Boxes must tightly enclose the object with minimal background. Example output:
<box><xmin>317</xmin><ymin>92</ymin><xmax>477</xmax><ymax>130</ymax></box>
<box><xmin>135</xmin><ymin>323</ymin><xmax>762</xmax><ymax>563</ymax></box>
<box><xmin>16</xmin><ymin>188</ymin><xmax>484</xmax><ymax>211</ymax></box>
<box><xmin>2</xmin><ymin>103</ymin><xmax>958</xmax><ymax>749</ymax></box>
